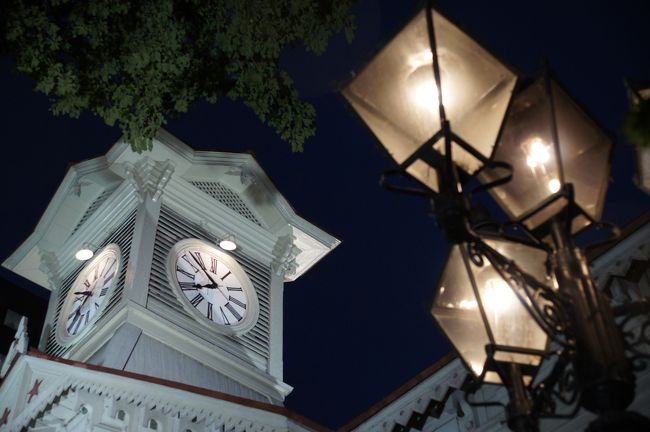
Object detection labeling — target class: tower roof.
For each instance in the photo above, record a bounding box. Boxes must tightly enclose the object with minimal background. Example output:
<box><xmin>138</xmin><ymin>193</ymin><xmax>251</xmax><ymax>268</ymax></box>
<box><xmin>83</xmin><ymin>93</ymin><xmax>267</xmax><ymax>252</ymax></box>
<box><xmin>3</xmin><ymin>129</ymin><xmax>339</xmax><ymax>289</ymax></box>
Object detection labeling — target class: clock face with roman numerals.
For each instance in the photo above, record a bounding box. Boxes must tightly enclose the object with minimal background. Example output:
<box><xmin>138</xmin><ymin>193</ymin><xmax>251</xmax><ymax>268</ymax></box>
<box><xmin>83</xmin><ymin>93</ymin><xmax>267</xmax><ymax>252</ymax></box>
<box><xmin>168</xmin><ymin>239</ymin><xmax>258</xmax><ymax>334</ymax></box>
<box><xmin>58</xmin><ymin>244</ymin><xmax>121</xmax><ymax>345</ymax></box>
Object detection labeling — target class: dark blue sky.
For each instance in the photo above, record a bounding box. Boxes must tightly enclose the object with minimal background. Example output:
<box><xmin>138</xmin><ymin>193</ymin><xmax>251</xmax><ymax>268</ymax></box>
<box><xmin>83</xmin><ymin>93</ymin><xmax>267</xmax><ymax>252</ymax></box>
<box><xmin>1</xmin><ymin>0</ymin><xmax>649</xmax><ymax>429</ymax></box>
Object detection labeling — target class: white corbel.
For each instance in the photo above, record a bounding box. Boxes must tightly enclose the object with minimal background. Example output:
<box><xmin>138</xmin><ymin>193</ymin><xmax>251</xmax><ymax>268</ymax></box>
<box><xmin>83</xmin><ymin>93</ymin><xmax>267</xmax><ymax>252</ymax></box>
<box><xmin>271</xmin><ymin>233</ymin><xmax>301</xmax><ymax>279</ymax></box>
<box><xmin>122</xmin><ymin>158</ymin><xmax>175</xmax><ymax>202</ymax></box>
<box><xmin>224</xmin><ymin>166</ymin><xmax>257</xmax><ymax>188</ymax></box>
<box><xmin>152</xmin><ymin>160</ymin><xmax>175</xmax><ymax>202</ymax></box>
<box><xmin>70</xmin><ymin>178</ymin><xmax>93</xmax><ymax>197</ymax></box>
<box><xmin>39</xmin><ymin>249</ymin><xmax>62</xmax><ymax>289</ymax></box>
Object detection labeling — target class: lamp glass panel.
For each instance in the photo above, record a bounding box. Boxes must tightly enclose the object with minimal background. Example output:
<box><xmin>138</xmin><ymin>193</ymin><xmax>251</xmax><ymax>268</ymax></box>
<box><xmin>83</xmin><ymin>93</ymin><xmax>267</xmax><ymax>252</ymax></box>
<box><xmin>406</xmin><ymin>159</ymin><xmax>440</xmax><ymax>191</ymax></box>
<box><xmin>638</xmin><ymin>87</ymin><xmax>650</xmax><ymax>100</ymax></box>
<box><xmin>432</xmin><ymin>245</ymin><xmax>491</xmax><ymax>379</ymax></box>
<box><xmin>482</xmin><ymin>79</ymin><xmax>612</xmax><ymax>231</ymax></box>
<box><xmin>553</xmin><ymin>81</ymin><xmax>612</xmax><ymax>224</ymax></box>
<box><xmin>343</xmin><ymin>8</ymin><xmax>516</xmax><ymax>190</ymax></box>
<box><xmin>483</xmin><ymin>238</ymin><xmax>549</xmax><ymax>283</ymax></box>
<box><xmin>481</xmin><ymin>80</ymin><xmax>563</xmax><ymax>227</ymax></box>
<box><xmin>474</xmin><ymin>239</ymin><xmax>549</xmax><ymax>357</ymax></box>
<box><xmin>432</xmin><ymin>241</ymin><xmax>550</xmax><ymax>384</ymax></box>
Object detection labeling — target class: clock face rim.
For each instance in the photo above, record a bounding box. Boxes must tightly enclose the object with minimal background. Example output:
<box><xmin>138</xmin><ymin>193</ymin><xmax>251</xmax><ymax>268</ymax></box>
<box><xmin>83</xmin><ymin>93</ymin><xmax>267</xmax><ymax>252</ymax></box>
<box><xmin>56</xmin><ymin>243</ymin><xmax>122</xmax><ymax>347</ymax></box>
<box><xmin>167</xmin><ymin>238</ymin><xmax>259</xmax><ymax>336</ymax></box>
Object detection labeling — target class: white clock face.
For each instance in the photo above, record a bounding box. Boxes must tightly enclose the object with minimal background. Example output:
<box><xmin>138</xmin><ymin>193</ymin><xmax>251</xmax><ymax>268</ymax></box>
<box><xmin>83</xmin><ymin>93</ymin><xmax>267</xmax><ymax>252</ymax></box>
<box><xmin>60</xmin><ymin>244</ymin><xmax>121</xmax><ymax>342</ymax></box>
<box><xmin>169</xmin><ymin>239</ymin><xmax>258</xmax><ymax>333</ymax></box>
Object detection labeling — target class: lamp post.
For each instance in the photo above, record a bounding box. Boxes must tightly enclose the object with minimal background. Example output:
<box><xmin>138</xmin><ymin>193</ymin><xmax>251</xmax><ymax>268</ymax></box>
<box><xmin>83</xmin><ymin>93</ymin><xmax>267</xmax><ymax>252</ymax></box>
<box><xmin>342</xmin><ymin>2</ymin><xmax>650</xmax><ymax>430</ymax></box>
<box><xmin>483</xmin><ymin>72</ymin><xmax>634</xmax><ymax>416</ymax></box>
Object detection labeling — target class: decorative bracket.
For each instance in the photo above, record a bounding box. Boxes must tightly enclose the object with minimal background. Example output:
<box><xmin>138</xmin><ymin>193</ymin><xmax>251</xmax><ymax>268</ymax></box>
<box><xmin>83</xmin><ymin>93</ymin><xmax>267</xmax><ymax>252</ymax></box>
<box><xmin>225</xmin><ymin>166</ymin><xmax>257</xmax><ymax>188</ymax></box>
<box><xmin>70</xmin><ymin>178</ymin><xmax>93</xmax><ymax>197</ymax></box>
<box><xmin>271</xmin><ymin>233</ymin><xmax>301</xmax><ymax>279</ymax></box>
<box><xmin>123</xmin><ymin>158</ymin><xmax>175</xmax><ymax>202</ymax></box>
<box><xmin>38</xmin><ymin>249</ymin><xmax>62</xmax><ymax>289</ymax></box>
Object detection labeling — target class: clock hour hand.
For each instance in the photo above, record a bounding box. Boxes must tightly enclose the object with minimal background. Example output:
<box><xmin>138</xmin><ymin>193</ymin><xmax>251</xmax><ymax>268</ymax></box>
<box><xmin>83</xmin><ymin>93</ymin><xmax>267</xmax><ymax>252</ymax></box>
<box><xmin>73</xmin><ymin>291</ymin><xmax>93</xmax><ymax>296</ymax></box>
<box><xmin>194</xmin><ymin>283</ymin><xmax>218</xmax><ymax>289</ymax></box>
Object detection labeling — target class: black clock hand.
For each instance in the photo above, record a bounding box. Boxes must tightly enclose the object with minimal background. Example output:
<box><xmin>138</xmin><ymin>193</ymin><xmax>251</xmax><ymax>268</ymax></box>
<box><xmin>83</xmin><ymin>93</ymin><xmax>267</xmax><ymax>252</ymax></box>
<box><xmin>73</xmin><ymin>291</ymin><xmax>93</xmax><ymax>296</ymax></box>
<box><xmin>194</xmin><ymin>283</ymin><xmax>218</xmax><ymax>289</ymax></box>
<box><xmin>188</xmin><ymin>252</ymin><xmax>229</xmax><ymax>300</ymax></box>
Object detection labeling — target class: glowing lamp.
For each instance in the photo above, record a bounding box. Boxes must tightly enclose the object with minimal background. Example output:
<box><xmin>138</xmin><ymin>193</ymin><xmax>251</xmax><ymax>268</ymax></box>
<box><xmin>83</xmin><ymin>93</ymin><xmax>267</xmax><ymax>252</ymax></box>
<box><xmin>75</xmin><ymin>248</ymin><xmax>94</xmax><ymax>261</ymax></box>
<box><xmin>431</xmin><ymin>238</ymin><xmax>550</xmax><ymax>384</ymax></box>
<box><xmin>481</xmin><ymin>76</ymin><xmax>612</xmax><ymax>232</ymax></box>
<box><xmin>219</xmin><ymin>236</ymin><xmax>237</xmax><ymax>251</ymax></box>
<box><xmin>342</xmin><ymin>6</ymin><xmax>517</xmax><ymax>192</ymax></box>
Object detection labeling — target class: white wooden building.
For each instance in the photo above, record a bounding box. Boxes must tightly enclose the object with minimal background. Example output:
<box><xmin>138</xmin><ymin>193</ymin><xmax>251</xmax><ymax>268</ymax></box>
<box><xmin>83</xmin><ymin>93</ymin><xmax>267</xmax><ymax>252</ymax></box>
<box><xmin>340</xmin><ymin>211</ymin><xmax>650</xmax><ymax>432</ymax></box>
<box><xmin>0</xmin><ymin>130</ymin><xmax>648</xmax><ymax>432</ymax></box>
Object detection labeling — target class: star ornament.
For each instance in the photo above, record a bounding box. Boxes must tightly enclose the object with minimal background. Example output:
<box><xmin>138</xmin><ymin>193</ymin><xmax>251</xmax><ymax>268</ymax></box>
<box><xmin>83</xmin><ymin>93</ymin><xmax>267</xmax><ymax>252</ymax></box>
<box><xmin>27</xmin><ymin>379</ymin><xmax>43</xmax><ymax>403</ymax></box>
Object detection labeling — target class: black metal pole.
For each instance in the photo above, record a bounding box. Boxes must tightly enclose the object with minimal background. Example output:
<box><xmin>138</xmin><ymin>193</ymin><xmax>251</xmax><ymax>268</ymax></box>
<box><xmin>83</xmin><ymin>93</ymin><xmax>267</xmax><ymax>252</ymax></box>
<box><xmin>502</xmin><ymin>363</ymin><xmax>539</xmax><ymax>432</ymax></box>
<box><xmin>425</xmin><ymin>0</ymin><xmax>447</xmax><ymax>124</ymax></box>
<box><xmin>548</xmin><ymin>215</ymin><xmax>635</xmax><ymax>414</ymax></box>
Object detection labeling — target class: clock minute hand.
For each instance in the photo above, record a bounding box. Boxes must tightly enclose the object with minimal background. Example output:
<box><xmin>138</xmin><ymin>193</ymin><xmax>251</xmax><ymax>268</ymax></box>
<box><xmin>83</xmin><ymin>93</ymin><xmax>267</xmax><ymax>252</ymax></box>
<box><xmin>188</xmin><ymin>252</ymin><xmax>229</xmax><ymax>300</ymax></box>
<box><xmin>73</xmin><ymin>291</ymin><xmax>92</xmax><ymax>296</ymax></box>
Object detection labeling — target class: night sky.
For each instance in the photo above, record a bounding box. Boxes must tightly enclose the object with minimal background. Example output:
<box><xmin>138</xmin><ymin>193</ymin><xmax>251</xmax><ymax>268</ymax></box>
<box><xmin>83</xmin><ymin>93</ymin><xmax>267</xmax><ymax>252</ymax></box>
<box><xmin>1</xmin><ymin>0</ymin><xmax>649</xmax><ymax>429</ymax></box>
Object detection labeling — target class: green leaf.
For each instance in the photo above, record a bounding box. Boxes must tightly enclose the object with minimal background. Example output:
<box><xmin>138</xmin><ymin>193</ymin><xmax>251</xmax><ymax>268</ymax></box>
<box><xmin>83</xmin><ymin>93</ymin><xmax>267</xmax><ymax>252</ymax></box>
<box><xmin>623</xmin><ymin>98</ymin><xmax>650</xmax><ymax>148</ymax></box>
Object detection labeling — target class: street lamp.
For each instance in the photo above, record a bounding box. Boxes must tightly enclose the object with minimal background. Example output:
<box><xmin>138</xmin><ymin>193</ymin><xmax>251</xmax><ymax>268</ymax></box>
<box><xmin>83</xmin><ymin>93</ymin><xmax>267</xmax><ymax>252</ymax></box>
<box><xmin>479</xmin><ymin>72</ymin><xmax>637</xmax><ymax>421</ymax></box>
<box><xmin>431</xmin><ymin>237</ymin><xmax>550</xmax><ymax>386</ymax></box>
<box><xmin>342</xmin><ymin>5</ymin><xmax>517</xmax><ymax>192</ymax></box>
<box><xmin>480</xmin><ymin>75</ymin><xmax>612</xmax><ymax>234</ymax></box>
<box><xmin>342</xmin><ymin>2</ymin><xmax>650</xmax><ymax>431</ymax></box>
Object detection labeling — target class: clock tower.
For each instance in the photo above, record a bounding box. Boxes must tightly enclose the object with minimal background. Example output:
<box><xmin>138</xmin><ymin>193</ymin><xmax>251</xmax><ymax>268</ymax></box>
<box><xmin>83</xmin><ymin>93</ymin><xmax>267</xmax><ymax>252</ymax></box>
<box><xmin>2</xmin><ymin>130</ymin><xmax>338</xmax><ymax>411</ymax></box>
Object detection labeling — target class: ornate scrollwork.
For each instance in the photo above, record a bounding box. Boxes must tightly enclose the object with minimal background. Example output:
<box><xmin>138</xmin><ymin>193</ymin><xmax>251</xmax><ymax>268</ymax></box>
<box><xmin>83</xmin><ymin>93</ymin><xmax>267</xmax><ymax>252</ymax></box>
<box><xmin>615</xmin><ymin>299</ymin><xmax>650</xmax><ymax>371</ymax></box>
<box><xmin>467</xmin><ymin>241</ymin><xmax>485</xmax><ymax>267</ymax></box>
<box><xmin>468</xmin><ymin>238</ymin><xmax>570</xmax><ymax>344</ymax></box>
<box><xmin>554</xmin><ymin>362</ymin><xmax>579</xmax><ymax>407</ymax></box>
<box><xmin>530</xmin><ymin>350</ymin><xmax>581</xmax><ymax>419</ymax></box>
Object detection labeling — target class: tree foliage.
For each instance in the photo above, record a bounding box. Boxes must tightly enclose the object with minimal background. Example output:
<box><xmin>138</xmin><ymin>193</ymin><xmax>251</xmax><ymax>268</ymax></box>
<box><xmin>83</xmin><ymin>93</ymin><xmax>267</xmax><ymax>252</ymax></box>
<box><xmin>623</xmin><ymin>97</ymin><xmax>650</xmax><ymax>148</ymax></box>
<box><xmin>1</xmin><ymin>0</ymin><xmax>355</xmax><ymax>152</ymax></box>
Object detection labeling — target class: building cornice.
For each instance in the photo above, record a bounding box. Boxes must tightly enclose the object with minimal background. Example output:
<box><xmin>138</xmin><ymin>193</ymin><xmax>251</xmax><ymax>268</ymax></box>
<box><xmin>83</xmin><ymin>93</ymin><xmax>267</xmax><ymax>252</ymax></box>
<box><xmin>0</xmin><ymin>352</ymin><xmax>330</xmax><ymax>432</ymax></box>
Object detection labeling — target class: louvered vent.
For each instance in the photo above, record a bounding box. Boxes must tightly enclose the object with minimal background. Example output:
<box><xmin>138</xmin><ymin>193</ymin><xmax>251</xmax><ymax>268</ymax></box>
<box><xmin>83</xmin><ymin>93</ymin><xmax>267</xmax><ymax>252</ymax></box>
<box><xmin>46</xmin><ymin>209</ymin><xmax>137</xmax><ymax>358</ymax></box>
<box><xmin>71</xmin><ymin>188</ymin><xmax>115</xmax><ymax>236</ymax></box>
<box><xmin>190</xmin><ymin>181</ymin><xmax>263</xmax><ymax>227</ymax></box>
<box><xmin>147</xmin><ymin>206</ymin><xmax>271</xmax><ymax>365</ymax></box>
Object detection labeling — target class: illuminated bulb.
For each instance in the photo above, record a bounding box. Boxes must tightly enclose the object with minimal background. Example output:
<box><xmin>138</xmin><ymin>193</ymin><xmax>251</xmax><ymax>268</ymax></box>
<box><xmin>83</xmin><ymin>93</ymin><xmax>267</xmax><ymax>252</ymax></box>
<box><xmin>471</xmin><ymin>362</ymin><xmax>483</xmax><ymax>375</ymax></box>
<box><xmin>525</xmin><ymin>137</ymin><xmax>551</xmax><ymax>168</ymax></box>
<box><xmin>407</xmin><ymin>60</ymin><xmax>451</xmax><ymax>111</ymax></box>
<box><xmin>408</xmin><ymin>50</ymin><xmax>434</xmax><ymax>69</ymax></box>
<box><xmin>548</xmin><ymin>178</ymin><xmax>561</xmax><ymax>193</ymax></box>
<box><xmin>75</xmin><ymin>248</ymin><xmax>94</xmax><ymax>261</ymax></box>
<box><xmin>219</xmin><ymin>238</ymin><xmax>237</xmax><ymax>251</ymax></box>
<box><xmin>458</xmin><ymin>299</ymin><xmax>478</xmax><ymax>310</ymax></box>
<box><xmin>482</xmin><ymin>278</ymin><xmax>516</xmax><ymax>313</ymax></box>
<box><xmin>412</xmin><ymin>79</ymin><xmax>439</xmax><ymax>108</ymax></box>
